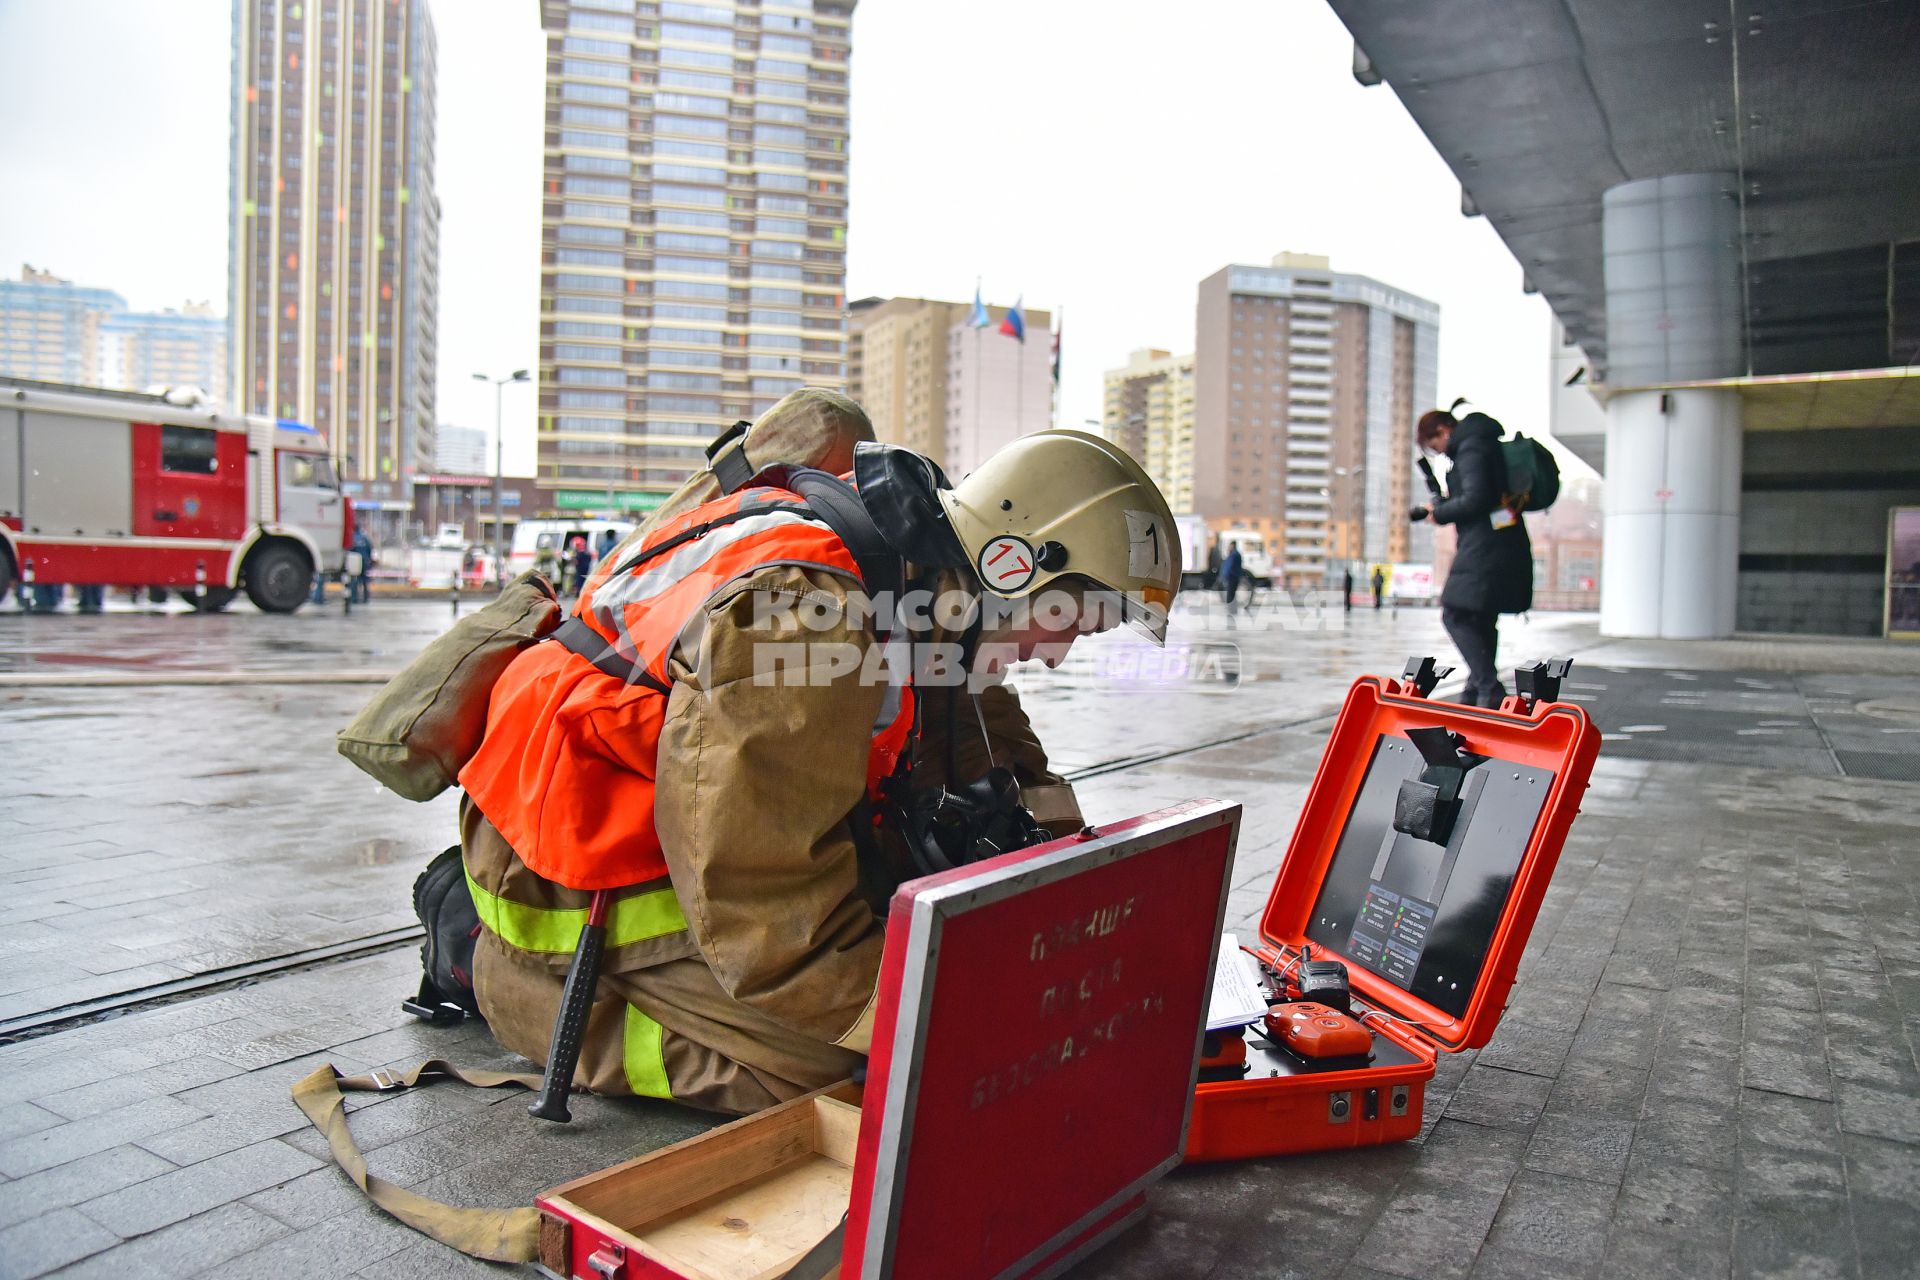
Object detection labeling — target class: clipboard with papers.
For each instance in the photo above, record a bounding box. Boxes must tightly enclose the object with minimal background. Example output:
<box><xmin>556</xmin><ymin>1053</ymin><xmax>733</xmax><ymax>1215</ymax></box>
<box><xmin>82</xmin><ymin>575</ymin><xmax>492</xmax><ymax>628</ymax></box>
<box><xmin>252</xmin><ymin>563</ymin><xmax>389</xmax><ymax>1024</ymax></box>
<box><xmin>1207</xmin><ymin>933</ymin><xmax>1271</xmax><ymax>1032</ymax></box>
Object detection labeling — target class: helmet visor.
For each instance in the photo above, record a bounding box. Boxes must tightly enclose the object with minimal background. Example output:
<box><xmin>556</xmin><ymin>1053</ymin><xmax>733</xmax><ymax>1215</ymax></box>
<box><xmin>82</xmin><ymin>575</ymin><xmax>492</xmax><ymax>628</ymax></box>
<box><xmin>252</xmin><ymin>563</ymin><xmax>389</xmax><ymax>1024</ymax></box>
<box><xmin>1120</xmin><ymin>583</ymin><xmax>1174</xmax><ymax>646</ymax></box>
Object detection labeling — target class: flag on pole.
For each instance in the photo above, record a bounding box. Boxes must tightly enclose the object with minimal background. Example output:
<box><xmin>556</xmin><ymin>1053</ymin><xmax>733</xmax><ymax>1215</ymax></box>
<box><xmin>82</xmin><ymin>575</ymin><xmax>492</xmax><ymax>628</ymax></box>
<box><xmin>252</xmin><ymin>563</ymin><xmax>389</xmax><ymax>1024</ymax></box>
<box><xmin>1050</xmin><ymin>310</ymin><xmax>1062</xmax><ymax>384</ymax></box>
<box><xmin>968</xmin><ymin>282</ymin><xmax>991</xmax><ymax>329</ymax></box>
<box><xmin>999</xmin><ymin>296</ymin><xmax>1026</xmax><ymax>343</ymax></box>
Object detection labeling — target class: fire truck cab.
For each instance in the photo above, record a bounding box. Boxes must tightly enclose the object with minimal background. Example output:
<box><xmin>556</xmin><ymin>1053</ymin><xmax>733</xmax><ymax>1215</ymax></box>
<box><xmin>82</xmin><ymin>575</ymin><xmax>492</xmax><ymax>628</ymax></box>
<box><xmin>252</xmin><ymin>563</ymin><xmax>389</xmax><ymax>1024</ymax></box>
<box><xmin>0</xmin><ymin>378</ymin><xmax>349</xmax><ymax>613</ymax></box>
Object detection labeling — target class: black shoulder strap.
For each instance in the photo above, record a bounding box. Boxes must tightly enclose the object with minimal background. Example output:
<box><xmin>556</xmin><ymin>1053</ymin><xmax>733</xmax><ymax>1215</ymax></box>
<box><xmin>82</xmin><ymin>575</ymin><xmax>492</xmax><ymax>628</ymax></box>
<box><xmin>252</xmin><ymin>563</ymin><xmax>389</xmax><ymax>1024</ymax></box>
<box><xmin>780</xmin><ymin>467</ymin><xmax>906</xmax><ymax>641</ymax></box>
<box><xmin>706</xmin><ymin>419</ymin><xmax>755</xmax><ymax>495</ymax></box>
<box><xmin>550</xmin><ymin>617</ymin><xmax>671</xmax><ymax>694</ymax></box>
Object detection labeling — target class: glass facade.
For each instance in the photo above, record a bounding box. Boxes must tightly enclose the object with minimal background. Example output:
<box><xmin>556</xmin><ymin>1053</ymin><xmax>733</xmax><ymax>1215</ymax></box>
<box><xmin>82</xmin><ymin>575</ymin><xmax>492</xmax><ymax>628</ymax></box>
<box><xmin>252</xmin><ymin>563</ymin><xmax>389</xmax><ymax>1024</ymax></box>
<box><xmin>534</xmin><ymin>0</ymin><xmax>853</xmax><ymax>516</ymax></box>
<box><xmin>229</xmin><ymin>0</ymin><xmax>440</xmax><ymax>488</ymax></box>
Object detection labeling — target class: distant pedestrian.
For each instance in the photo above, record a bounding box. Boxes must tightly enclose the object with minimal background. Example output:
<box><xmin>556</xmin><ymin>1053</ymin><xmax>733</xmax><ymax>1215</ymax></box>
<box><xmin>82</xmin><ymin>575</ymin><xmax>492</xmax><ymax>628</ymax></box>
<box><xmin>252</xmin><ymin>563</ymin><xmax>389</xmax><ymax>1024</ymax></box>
<box><xmin>1371</xmin><ymin>565</ymin><xmax>1386</xmax><ymax>610</ymax></box>
<box><xmin>1343</xmin><ymin>566</ymin><xmax>1355</xmax><ymax>614</ymax></box>
<box><xmin>597</xmin><ymin>527</ymin><xmax>618</xmax><ymax>563</ymax></box>
<box><xmin>350</xmin><ymin>528</ymin><xmax>375</xmax><ymax>604</ymax></box>
<box><xmin>1220</xmin><ymin>540</ymin><xmax>1243</xmax><ymax>608</ymax></box>
<box><xmin>1410</xmin><ymin>406</ymin><xmax>1534</xmax><ymax>708</ymax></box>
<box><xmin>1205</xmin><ymin>537</ymin><xmax>1222</xmax><ymax>591</ymax></box>
<box><xmin>76</xmin><ymin>584</ymin><xmax>104</xmax><ymax>613</ymax></box>
<box><xmin>569</xmin><ymin>535</ymin><xmax>593</xmax><ymax>597</ymax></box>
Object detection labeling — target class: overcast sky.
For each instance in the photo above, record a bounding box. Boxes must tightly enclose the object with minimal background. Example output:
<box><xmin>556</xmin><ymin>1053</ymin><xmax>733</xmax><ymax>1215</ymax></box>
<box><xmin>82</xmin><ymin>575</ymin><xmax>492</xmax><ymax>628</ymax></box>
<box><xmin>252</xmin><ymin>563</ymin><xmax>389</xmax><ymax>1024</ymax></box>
<box><xmin>0</xmin><ymin>0</ymin><xmax>1560</xmax><ymax>480</ymax></box>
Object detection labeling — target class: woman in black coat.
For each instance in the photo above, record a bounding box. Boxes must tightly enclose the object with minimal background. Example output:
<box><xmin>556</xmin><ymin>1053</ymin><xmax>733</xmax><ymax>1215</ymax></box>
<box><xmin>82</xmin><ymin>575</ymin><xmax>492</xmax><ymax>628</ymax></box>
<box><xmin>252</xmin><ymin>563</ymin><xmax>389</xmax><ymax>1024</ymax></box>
<box><xmin>1411</xmin><ymin>409</ymin><xmax>1533</xmax><ymax>707</ymax></box>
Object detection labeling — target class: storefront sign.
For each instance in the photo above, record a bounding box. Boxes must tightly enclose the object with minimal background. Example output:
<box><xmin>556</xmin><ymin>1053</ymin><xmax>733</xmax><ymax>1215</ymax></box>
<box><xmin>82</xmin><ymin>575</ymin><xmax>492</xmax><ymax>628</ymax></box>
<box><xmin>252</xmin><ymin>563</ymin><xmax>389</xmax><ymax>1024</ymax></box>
<box><xmin>554</xmin><ymin>488</ymin><xmax>669</xmax><ymax>514</ymax></box>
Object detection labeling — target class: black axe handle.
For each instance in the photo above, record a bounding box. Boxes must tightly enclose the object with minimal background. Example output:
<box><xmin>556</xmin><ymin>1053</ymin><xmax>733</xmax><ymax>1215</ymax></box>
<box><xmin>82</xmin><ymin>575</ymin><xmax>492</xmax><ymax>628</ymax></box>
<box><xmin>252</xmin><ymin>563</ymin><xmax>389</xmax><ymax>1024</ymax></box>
<box><xmin>527</xmin><ymin>888</ymin><xmax>612</xmax><ymax>1123</ymax></box>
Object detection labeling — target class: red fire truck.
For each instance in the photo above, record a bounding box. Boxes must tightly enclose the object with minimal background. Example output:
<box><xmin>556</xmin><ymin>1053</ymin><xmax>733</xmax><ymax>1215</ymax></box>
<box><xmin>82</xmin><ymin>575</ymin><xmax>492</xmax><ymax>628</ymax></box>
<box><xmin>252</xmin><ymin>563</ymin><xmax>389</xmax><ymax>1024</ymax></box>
<box><xmin>0</xmin><ymin>378</ymin><xmax>349</xmax><ymax>613</ymax></box>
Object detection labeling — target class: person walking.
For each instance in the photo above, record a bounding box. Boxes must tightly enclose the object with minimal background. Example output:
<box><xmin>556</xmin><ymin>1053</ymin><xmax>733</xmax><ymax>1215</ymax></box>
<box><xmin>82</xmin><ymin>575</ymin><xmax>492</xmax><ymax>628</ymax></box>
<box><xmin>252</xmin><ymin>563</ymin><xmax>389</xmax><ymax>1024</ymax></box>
<box><xmin>1371</xmin><ymin>564</ymin><xmax>1385</xmax><ymax>610</ymax></box>
<box><xmin>1343</xmin><ymin>566</ymin><xmax>1355</xmax><ymax>614</ymax></box>
<box><xmin>596</xmin><ymin>527</ymin><xmax>619</xmax><ymax>564</ymax></box>
<box><xmin>350</xmin><ymin>527</ymin><xmax>375</xmax><ymax>604</ymax></box>
<box><xmin>1205</xmin><ymin>536</ymin><xmax>1222</xmax><ymax>591</ymax></box>
<box><xmin>1410</xmin><ymin>406</ymin><xmax>1533</xmax><ymax>707</ymax></box>
<box><xmin>1220</xmin><ymin>540</ymin><xmax>1243</xmax><ymax>608</ymax></box>
<box><xmin>568</xmin><ymin>535</ymin><xmax>594</xmax><ymax>598</ymax></box>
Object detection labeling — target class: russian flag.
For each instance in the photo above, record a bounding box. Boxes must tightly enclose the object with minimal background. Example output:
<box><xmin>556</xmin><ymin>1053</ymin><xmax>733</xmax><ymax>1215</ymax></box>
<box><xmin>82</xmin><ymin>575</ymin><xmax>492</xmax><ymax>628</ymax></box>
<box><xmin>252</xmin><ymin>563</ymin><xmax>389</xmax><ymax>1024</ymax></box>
<box><xmin>999</xmin><ymin>296</ymin><xmax>1025</xmax><ymax>343</ymax></box>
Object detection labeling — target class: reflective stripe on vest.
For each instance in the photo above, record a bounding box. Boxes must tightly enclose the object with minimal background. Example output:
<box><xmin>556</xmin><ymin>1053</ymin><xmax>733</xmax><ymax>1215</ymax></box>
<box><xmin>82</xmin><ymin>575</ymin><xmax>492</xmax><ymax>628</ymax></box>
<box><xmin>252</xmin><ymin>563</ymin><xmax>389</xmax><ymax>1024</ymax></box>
<box><xmin>624</xmin><ymin>1004</ymin><xmax>672</xmax><ymax>1099</ymax></box>
<box><xmin>577</xmin><ymin>491</ymin><xmax>862</xmax><ymax>690</ymax></box>
<box><xmin>459</xmin><ymin>478</ymin><xmax>916</xmax><ymax>891</ymax></box>
<box><xmin>464</xmin><ymin>871</ymin><xmax>687</xmax><ymax>954</ymax></box>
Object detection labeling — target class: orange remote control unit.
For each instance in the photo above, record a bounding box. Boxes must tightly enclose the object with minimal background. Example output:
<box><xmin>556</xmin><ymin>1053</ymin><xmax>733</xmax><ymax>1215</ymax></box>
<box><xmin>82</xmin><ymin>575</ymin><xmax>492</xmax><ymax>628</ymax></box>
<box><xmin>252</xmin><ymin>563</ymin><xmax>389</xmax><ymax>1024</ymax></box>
<box><xmin>1265</xmin><ymin>1002</ymin><xmax>1373</xmax><ymax>1059</ymax></box>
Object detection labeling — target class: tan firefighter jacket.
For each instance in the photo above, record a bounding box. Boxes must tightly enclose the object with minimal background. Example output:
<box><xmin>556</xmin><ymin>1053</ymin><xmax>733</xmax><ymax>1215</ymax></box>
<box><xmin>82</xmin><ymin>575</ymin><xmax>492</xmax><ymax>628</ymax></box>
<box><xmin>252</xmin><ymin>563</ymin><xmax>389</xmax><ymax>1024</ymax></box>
<box><xmin>461</xmin><ymin>563</ymin><xmax>1080</xmax><ymax>1114</ymax></box>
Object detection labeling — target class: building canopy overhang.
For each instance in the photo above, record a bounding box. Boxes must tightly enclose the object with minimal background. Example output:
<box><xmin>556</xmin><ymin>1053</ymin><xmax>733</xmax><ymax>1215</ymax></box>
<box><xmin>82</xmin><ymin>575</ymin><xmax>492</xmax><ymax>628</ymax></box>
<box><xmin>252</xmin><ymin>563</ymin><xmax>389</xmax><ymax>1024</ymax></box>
<box><xmin>1591</xmin><ymin>365</ymin><xmax>1920</xmax><ymax>432</ymax></box>
<box><xmin>1328</xmin><ymin>0</ymin><xmax>1920</xmax><ymax>382</ymax></box>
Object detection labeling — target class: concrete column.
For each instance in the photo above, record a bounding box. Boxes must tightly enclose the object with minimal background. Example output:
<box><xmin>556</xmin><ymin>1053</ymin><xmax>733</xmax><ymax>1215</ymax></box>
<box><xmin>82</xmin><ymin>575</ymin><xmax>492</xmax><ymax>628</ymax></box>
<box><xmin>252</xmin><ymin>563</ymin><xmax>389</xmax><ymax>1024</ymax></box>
<box><xmin>1599</xmin><ymin>174</ymin><xmax>1744</xmax><ymax>637</ymax></box>
<box><xmin>1599</xmin><ymin>388</ymin><xmax>1742</xmax><ymax>638</ymax></box>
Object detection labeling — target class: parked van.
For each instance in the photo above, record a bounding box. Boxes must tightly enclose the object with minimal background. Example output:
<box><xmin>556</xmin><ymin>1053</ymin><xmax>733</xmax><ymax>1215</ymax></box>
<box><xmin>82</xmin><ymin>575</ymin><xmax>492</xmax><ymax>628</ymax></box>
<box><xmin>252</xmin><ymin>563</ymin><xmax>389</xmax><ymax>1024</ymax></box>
<box><xmin>507</xmin><ymin>519</ymin><xmax>636</xmax><ymax>580</ymax></box>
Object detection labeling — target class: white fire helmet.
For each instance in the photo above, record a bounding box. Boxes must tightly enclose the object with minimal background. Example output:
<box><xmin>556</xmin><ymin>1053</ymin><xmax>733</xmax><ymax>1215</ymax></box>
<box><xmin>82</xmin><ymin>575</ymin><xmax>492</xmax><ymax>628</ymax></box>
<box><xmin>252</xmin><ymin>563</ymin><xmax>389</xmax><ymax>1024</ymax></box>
<box><xmin>937</xmin><ymin>429</ymin><xmax>1180</xmax><ymax>644</ymax></box>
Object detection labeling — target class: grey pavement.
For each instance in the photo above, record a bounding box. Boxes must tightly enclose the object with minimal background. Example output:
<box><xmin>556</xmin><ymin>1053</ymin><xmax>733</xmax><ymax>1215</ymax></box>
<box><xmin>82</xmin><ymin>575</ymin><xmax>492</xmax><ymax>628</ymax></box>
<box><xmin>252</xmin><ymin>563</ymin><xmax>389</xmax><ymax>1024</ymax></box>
<box><xmin>0</xmin><ymin>598</ymin><xmax>1916</xmax><ymax>1278</ymax></box>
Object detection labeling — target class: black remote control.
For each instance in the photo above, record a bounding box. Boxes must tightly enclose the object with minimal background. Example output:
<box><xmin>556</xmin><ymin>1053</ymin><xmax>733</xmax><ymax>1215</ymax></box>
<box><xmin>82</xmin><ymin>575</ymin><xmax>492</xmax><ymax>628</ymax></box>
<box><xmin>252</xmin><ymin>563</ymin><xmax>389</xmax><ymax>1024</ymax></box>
<box><xmin>1291</xmin><ymin>945</ymin><xmax>1353</xmax><ymax>1014</ymax></box>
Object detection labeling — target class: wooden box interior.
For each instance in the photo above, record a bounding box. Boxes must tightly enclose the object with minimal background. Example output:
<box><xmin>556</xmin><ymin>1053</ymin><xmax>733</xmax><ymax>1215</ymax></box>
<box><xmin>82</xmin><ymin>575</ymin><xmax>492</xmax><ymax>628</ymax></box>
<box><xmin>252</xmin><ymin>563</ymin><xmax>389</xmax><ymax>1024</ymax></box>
<box><xmin>544</xmin><ymin>1082</ymin><xmax>862</xmax><ymax>1280</ymax></box>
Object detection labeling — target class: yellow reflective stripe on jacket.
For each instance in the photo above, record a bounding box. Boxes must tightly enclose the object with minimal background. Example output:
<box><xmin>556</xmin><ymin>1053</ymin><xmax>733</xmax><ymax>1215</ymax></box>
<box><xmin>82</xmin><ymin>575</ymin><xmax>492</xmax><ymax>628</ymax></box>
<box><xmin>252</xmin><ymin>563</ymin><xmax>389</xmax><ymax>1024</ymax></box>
<box><xmin>623</xmin><ymin>1005</ymin><xmax>672</xmax><ymax>1099</ymax></box>
<box><xmin>464</xmin><ymin>872</ymin><xmax>687</xmax><ymax>954</ymax></box>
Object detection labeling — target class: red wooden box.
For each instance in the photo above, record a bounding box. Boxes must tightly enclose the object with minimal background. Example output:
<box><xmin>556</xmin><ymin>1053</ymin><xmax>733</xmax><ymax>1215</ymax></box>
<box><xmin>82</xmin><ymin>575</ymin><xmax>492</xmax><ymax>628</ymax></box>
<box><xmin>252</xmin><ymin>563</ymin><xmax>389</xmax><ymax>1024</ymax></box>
<box><xmin>1185</xmin><ymin>674</ymin><xmax>1600</xmax><ymax>1162</ymax></box>
<box><xmin>537</xmin><ymin>799</ymin><xmax>1241</xmax><ymax>1279</ymax></box>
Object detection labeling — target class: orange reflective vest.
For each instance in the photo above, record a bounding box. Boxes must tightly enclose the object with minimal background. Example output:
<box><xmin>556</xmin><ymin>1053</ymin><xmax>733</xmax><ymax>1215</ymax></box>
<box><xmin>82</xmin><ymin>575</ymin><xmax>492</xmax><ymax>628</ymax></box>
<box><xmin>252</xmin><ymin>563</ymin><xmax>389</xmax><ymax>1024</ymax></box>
<box><xmin>459</xmin><ymin>484</ymin><xmax>914</xmax><ymax>891</ymax></box>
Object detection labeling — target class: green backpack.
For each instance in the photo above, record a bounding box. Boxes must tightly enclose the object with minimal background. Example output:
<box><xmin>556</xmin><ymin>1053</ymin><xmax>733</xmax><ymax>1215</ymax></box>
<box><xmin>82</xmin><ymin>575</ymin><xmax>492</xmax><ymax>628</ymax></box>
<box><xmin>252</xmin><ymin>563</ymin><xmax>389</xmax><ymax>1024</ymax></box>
<box><xmin>1501</xmin><ymin>433</ymin><xmax>1561</xmax><ymax>513</ymax></box>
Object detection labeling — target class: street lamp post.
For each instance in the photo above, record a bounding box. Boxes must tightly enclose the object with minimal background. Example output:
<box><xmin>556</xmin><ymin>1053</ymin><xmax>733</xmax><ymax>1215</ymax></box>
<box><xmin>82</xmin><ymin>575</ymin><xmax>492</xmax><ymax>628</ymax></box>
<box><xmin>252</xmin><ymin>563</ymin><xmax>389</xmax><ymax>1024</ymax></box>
<box><xmin>1333</xmin><ymin>464</ymin><xmax>1365</xmax><ymax>582</ymax></box>
<box><xmin>473</xmin><ymin>369</ymin><xmax>529</xmax><ymax>589</ymax></box>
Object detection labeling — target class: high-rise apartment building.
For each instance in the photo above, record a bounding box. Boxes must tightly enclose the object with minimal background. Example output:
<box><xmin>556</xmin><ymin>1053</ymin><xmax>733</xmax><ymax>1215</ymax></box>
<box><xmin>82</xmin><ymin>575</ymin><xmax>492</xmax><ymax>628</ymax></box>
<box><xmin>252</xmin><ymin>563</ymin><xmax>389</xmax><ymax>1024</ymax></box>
<box><xmin>1193</xmin><ymin>253</ymin><xmax>1438</xmax><ymax>585</ymax></box>
<box><xmin>848</xmin><ymin>296</ymin><xmax>957</xmax><ymax>462</ymax></box>
<box><xmin>535</xmin><ymin>0</ymin><xmax>855</xmax><ymax>518</ymax></box>
<box><xmin>0</xmin><ymin>267</ymin><xmax>226</xmax><ymax>395</ymax></box>
<box><xmin>229</xmin><ymin>0</ymin><xmax>440</xmax><ymax>487</ymax></box>
<box><xmin>0</xmin><ymin>267</ymin><xmax>125</xmax><ymax>385</ymax></box>
<box><xmin>102</xmin><ymin>304</ymin><xmax>228</xmax><ymax>395</ymax></box>
<box><xmin>848</xmin><ymin>295</ymin><xmax>1051</xmax><ymax>477</ymax></box>
<box><xmin>434</xmin><ymin>422</ymin><xmax>491</xmax><ymax>476</ymax></box>
<box><xmin>1102</xmin><ymin>348</ymin><xmax>1195</xmax><ymax>513</ymax></box>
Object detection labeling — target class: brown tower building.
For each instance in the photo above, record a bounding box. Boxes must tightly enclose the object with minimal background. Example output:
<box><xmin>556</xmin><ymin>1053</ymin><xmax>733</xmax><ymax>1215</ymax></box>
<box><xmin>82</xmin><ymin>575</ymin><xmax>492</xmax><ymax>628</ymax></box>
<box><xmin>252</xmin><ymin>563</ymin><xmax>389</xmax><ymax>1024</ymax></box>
<box><xmin>1193</xmin><ymin>253</ymin><xmax>1437</xmax><ymax>586</ymax></box>
<box><xmin>229</xmin><ymin>0</ymin><xmax>440</xmax><ymax>503</ymax></box>
<box><xmin>848</xmin><ymin>296</ymin><xmax>959</xmax><ymax>462</ymax></box>
<box><xmin>534</xmin><ymin>0</ymin><xmax>855</xmax><ymax>519</ymax></box>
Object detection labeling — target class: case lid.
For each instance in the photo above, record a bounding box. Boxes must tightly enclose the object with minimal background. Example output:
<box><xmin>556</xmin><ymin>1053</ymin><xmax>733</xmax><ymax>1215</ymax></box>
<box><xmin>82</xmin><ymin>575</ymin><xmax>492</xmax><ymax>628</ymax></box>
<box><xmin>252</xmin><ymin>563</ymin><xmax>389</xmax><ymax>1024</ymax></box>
<box><xmin>1258</xmin><ymin>677</ymin><xmax>1599</xmax><ymax>1053</ymax></box>
<box><xmin>842</xmin><ymin>800</ymin><xmax>1240</xmax><ymax>1280</ymax></box>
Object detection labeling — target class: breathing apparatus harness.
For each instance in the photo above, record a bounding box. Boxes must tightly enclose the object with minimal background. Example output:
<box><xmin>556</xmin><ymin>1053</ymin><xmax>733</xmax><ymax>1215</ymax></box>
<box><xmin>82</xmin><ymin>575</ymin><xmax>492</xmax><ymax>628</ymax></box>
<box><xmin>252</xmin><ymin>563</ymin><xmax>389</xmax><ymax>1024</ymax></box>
<box><xmin>704</xmin><ymin>424</ymin><xmax>1048</xmax><ymax>898</ymax></box>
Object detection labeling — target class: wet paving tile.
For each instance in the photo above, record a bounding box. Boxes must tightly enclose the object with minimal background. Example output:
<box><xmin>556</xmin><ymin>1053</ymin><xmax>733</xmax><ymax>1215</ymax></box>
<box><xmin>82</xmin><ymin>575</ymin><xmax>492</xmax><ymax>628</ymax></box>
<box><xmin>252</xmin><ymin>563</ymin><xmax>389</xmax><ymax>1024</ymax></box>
<box><xmin>2</xmin><ymin>604</ymin><xmax>1917</xmax><ymax>1276</ymax></box>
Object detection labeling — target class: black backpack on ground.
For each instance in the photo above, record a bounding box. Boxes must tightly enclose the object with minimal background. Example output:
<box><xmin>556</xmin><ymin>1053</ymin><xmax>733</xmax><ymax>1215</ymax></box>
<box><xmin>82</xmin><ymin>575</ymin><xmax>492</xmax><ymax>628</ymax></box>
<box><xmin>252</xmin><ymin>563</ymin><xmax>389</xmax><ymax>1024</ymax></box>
<box><xmin>405</xmin><ymin>846</ymin><xmax>482</xmax><ymax>1023</ymax></box>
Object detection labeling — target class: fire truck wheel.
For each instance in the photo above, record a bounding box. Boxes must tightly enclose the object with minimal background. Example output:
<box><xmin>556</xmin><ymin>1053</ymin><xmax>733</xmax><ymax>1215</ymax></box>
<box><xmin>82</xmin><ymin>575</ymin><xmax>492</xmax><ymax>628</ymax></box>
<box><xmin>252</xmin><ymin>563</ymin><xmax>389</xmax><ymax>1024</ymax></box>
<box><xmin>243</xmin><ymin>543</ymin><xmax>313</xmax><ymax>614</ymax></box>
<box><xmin>178</xmin><ymin>587</ymin><xmax>237</xmax><ymax>613</ymax></box>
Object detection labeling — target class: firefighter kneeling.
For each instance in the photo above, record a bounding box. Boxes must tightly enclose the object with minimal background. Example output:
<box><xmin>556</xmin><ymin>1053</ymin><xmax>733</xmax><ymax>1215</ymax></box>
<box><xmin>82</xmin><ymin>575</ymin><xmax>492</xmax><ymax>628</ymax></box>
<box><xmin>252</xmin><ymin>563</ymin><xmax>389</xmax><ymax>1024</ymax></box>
<box><xmin>454</xmin><ymin>410</ymin><xmax>1178</xmax><ymax>1116</ymax></box>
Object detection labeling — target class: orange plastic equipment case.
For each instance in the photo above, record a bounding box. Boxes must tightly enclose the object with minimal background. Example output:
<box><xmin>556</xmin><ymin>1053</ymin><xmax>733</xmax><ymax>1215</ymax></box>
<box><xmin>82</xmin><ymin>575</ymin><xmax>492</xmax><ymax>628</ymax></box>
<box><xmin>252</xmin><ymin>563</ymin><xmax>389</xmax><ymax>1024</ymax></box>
<box><xmin>1185</xmin><ymin>659</ymin><xmax>1600</xmax><ymax>1163</ymax></box>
